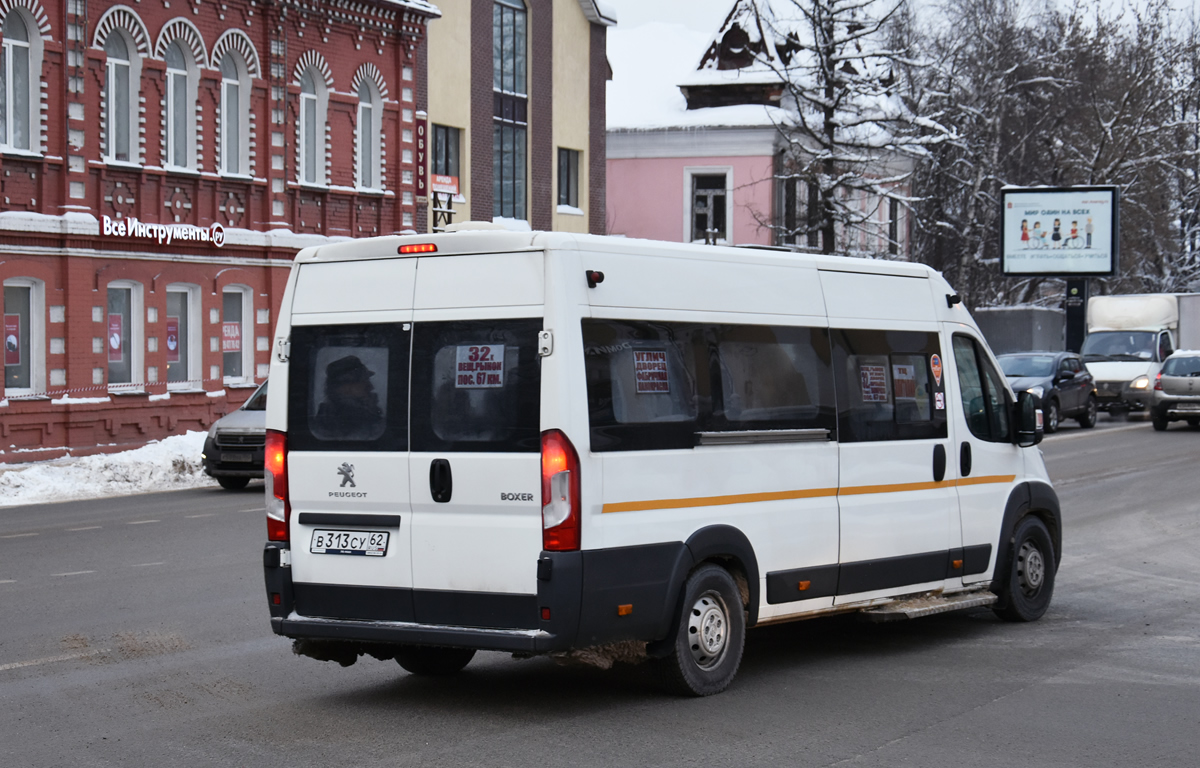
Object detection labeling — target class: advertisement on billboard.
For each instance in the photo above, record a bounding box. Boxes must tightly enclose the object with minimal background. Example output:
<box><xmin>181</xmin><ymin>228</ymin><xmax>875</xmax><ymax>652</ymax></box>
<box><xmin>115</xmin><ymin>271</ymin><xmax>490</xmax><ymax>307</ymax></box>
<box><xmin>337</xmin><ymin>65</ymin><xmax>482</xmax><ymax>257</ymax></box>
<box><xmin>1000</xmin><ymin>186</ymin><xmax>1119</xmax><ymax>276</ymax></box>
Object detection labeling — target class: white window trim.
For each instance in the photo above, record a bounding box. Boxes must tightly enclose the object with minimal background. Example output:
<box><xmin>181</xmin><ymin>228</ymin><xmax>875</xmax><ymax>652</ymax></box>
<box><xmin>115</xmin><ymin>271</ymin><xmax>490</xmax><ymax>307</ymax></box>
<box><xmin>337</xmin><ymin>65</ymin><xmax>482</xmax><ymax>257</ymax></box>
<box><xmin>107</xmin><ymin>279</ymin><xmax>144</xmax><ymax>390</ymax></box>
<box><xmin>297</xmin><ymin>71</ymin><xmax>328</xmax><ymax>187</ymax></box>
<box><xmin>163</xmin><ymin>44</ymin><xmax>198</xmax><ymax>171</ymax></box>
<box><xmin>103</xmin><ymin>32</ymin><xmax>142</xmax><ymax>165</ymax></box>
<box><xmin>1</xmin><ymin>14</ymin><xmax>38</xmax><ymax>154</ymax></box>
<box><xmin>3</xmin><ymin>276</ymin><xmax>45</xmax><ymax>397</ymax></box>
<box><xmin>165</xmin><ymin>283</ymin><xmax>202</xmax><ymax>391</ymax></box>
<box><xmin>356</xmin><ymin>87</ymin><xmax>383</xmax><ymax>191</ymax></box>
<box><xmin>219</xmin><ymin>53</ymin><xmax>250</xmax><ymax>177</ymax></box>
<box><xmin>222</xmin><ymin>284</ymin><xmax>254</xmax><ymax>386</ymax></box>
<box><xmin>683</xmin><ymin>165</ymin><xmax>734</xmax><ymax>245</ymax></box>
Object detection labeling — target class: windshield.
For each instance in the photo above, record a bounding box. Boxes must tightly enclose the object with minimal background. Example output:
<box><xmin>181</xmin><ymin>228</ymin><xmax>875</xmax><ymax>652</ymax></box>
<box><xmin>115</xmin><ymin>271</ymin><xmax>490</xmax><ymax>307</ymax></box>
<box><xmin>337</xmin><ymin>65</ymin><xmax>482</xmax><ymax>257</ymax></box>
<box><xmin>1163</xmin><ymin>356</ymin><xmax>1200</xmax><ymax>376</ymax></box>
<box><xmin>1081</xmin><ymin>331</ymin><xmax>1156</xmax><ymax>361</ymax></box>
<box><xmin>999</xmin><ymin>355</ymin><xmax>1056</xmax><ymax>378</ymax></box>
<box><xmin>241</xmin><ymin>380</ymin><xmax>268</xmax><ymax>411</ymax></box>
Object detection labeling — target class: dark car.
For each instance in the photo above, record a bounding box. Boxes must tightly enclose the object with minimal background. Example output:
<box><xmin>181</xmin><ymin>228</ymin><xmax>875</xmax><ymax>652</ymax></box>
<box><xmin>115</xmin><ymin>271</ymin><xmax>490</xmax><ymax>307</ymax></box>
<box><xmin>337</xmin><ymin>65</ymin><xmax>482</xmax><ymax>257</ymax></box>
<box><xmin>201</xmin><ymin>380</ymin><xmax>267</xmax><ymax>489</ymax></box>
<box><xmin>998</xmin><ymin>352</ymin><xmax>1097</xmax><ymax>432</ymax></box>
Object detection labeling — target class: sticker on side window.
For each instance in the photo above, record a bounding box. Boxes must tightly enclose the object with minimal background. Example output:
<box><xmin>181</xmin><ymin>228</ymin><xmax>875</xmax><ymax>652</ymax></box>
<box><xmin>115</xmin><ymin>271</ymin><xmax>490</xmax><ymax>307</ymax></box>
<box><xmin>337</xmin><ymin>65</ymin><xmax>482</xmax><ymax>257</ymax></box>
<box><xmin>455</xmin><ymin>345</ymin><xmax>506</xmax><ymax>388</ymax></box>
<box><xmin>892</xmin><ymin>364</ymin><xmax>917</xmax><ymax>399</ymax></box>
<box><xmin>860</xmin><ymin>364</ymin><xmax>889</xmax><ymax>402</ymax></box>
<box><xmin>634</xmin><ymin>349</ymin><xmax>670</xmax><ymax>394</ymax></box>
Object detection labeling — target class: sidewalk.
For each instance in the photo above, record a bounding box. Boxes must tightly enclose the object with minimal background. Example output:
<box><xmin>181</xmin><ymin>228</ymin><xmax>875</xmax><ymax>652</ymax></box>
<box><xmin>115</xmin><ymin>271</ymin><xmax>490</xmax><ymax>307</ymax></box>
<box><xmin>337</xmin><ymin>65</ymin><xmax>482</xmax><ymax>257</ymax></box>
<box><xmin>0</xmin><ymin>431</ymin><xmax>217</xmax><ymax>508</ymax></box>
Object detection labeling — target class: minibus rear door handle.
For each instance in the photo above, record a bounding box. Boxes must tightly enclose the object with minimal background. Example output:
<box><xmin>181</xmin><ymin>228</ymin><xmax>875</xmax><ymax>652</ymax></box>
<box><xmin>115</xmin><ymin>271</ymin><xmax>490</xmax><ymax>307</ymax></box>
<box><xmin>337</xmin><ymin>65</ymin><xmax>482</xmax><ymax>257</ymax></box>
<box><xmin>960</xmin><ymin>442</ymin><xmax>972</xmax><ymax>477</ymax></box>
<box><xmin>933</xmin><ymin>444</ymin><xmax>947</xmax><ymax>483</ymax></box>
<box><xmin>430</xmin><ymin>459</ymin><xmax>453</xmax><ymax>503</ymax></box>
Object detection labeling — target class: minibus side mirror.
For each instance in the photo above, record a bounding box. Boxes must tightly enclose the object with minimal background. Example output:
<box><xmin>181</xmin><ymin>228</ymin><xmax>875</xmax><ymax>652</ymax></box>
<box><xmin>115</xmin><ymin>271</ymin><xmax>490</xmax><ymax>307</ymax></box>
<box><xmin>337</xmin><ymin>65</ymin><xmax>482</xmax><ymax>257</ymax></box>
<box><xmin>1014</xmin><ymin>390</ymin><xmax>1043</xmax><ymax>447</ymax></box>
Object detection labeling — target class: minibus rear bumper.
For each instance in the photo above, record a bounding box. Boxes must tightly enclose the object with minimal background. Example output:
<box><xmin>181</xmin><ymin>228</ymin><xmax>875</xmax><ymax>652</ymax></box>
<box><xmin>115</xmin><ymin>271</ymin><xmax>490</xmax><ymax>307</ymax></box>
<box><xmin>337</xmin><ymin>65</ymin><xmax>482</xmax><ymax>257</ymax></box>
<box><xmin>271</xmin><ymin>615</ymin><xmax>558</xmax><ymax>653</ymax></box>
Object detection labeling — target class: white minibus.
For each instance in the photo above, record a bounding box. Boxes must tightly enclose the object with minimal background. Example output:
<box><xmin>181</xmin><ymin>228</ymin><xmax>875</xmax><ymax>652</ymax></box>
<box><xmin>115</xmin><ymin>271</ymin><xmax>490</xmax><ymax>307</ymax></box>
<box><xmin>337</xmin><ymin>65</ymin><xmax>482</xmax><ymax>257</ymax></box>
<box><xmin>262</xmin><ymin>231</ymin><xmax>1058</xmax><ymax>696</ymax></box>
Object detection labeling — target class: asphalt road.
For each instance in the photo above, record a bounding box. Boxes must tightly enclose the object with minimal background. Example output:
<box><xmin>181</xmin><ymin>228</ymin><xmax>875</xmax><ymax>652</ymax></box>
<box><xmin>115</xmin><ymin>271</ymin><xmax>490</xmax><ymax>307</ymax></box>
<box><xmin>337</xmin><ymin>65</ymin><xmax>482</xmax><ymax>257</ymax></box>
<box><xmin>1</xmin><ymin>417</ymin><xmax>1198</xmax><ymax>767</ymax></box>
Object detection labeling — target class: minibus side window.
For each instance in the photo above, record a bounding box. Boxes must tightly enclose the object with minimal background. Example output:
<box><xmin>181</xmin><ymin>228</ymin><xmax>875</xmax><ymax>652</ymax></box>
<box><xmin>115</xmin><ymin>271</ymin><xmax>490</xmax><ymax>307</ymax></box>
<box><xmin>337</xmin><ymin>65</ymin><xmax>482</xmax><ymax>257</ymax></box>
<box><xmin>952</xmin><ymin>335</ymin><xmax>1011</xmax><ymax>442</ymax></box>
<box><xmin>583</xmin><ymin>319</ymin><xmax>705</xmax><ymax>452</ymax></box>
<box><xmin>710</xmin><ymin>324</ymin><xmax>836</xmax><ymax>434</ymax></box>
<box><xmin>831</xmin><ymin>329</ymin><xmax>947</xmax><ymax>442</ymax></box>
<box><xmin>410</xmin><ymin>318</ymin><xmax>542</xmax><ymax>453</ymax></box>
<box><xmin>286</xmin><ymin>323</ymin><xmax>409</xmax><ymax>452</ymax></box>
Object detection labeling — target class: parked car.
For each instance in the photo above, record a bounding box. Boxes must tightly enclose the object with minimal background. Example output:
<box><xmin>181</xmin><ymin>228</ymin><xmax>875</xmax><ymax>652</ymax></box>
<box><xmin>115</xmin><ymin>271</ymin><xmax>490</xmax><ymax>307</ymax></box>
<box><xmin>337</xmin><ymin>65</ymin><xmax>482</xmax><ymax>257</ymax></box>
<box><xmin>1151</xmin><ymin>351</ymin><xmax>1200</xmax><ymax>431</ymax></box>
<box><xmin>998</xmin><ymin>352</ymin><xmax>1097</xmax><ymax>432</ymax></box>
<box><xmin>202</xmin><ymin>380</ymin><xmax>267</xmax><ymax>489</ymax></box>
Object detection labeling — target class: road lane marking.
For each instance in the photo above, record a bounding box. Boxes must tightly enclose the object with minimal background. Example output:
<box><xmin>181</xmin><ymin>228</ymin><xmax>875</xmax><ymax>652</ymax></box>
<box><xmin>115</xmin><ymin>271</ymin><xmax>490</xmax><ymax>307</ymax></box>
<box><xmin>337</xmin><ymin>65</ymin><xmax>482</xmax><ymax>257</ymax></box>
<box><xmin>1044</xmin><ymin>423</ymin><xmax>1146</xmax><ymax>442</ymax></box>
<box><xmin>0</xmin><ymin>649</ymin><xmax>106</xmax><ymax>672</ymax></box>
<box><xmin>240</xmin><ymin>508</ymin><xmax>265</xmax><ymax>513</ymax></box>
<box><xmin>66</xmin><ymin>526</ymin><xmax>102</xmax><ymax>532</ymax></box>
<box><xmin>126</xmin><ymin>520</ymin><xmax>159</xmax><ymax>525</ymax></box>
<box><xmin>0</xmin><ymin>580</ymin><xmax>15</xmax><ymax>584</ymax></box>
<box><xmin>131</xmin><ymin>562</ymin><xmax>165</xmax><ymax>567</ymax></box>
<box><xmin>0</xmin><ymin>533</ymin><xmax>38</xmax><ymax>539</ymax></box>
<box><xmin>52</xmin><ymin>571</ymin><xmax>95</xmax><ymax>577</ymax></box>
<box><xmin>185</xmin><ymin>513</ymin><xmax>216</xmax><ymax>519</ymax></box>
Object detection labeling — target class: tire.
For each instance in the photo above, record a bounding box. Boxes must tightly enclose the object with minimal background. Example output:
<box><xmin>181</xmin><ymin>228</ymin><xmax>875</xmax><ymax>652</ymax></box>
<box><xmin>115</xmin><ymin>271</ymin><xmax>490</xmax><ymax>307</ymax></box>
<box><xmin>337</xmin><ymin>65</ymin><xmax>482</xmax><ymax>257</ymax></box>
<box><xmin>1043</xmin><ymin>399</ymin><xmax>1060</xmax><ymax>433</ymax></box>
<box><xmin>217</xmin><ymin>476</ymin><xmax>250</xmax><ymax>490</ymax></box>
<box><xmin>1188</xmin><ymin>418</ymin><xmax>1200</xmax><ymax>428</ymax></box>
<box><xmin>994</xmin><ymin>516</ymin><xmax>1056</xmax><ymax>622</ymax></box>
<box><xmin>1076</xmin><ymin>396</ymin><xmax>1097</xmax><ymax>429</ymax></box>
<box><xmin>395</xmin><ymin>646</ymin><xmax>476</xmax><ymax>676</ymax></box>
<box><xmin>1152</xmin><ymin>412</ymin><xmax>1169</xmax><ymax>431</ymax></box>
<box><xmin>652</xmin><ymin>564</ymin><xmax>746</xmax><ymax>697</ymax></box>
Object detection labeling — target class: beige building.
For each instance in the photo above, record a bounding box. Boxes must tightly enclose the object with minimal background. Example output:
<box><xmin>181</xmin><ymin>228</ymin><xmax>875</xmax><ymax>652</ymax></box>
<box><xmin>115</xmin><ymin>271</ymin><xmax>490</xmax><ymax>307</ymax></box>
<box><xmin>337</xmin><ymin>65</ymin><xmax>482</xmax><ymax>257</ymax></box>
<box><xmin>424</xmin><ymin>0</ymin><xmax>614</xmax><ymax>234</ymax></box>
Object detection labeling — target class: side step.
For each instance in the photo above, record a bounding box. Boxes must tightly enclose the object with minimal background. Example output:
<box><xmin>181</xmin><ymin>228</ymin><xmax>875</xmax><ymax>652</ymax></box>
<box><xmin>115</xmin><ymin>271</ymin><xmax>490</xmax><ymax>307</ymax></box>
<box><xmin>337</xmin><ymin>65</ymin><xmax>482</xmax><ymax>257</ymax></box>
<box><xmin>860</xmin><ymin>591</ymin><xmax>998</xmax><ymax>623</ymax></box>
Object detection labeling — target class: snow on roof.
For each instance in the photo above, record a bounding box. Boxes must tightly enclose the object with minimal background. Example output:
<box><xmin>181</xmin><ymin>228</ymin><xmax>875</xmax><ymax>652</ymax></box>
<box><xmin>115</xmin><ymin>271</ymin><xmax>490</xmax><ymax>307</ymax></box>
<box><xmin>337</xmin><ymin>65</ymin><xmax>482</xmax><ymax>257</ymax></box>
<box><xmin>606</xmin><ymin>20</ymin><xmax>786</xmax><ymax>131</ymax></box>
<box><xmin>381</xmin><ymin>0</ymin><xmax>442</xmax><ymax>17</ymax></box>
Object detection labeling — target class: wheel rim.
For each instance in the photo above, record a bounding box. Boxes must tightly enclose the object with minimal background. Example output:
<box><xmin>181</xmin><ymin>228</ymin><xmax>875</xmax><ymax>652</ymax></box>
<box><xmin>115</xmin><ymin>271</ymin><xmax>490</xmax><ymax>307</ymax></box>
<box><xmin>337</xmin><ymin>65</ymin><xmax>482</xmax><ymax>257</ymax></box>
<box><xmin>1048</xmin><ymin>403</ymin><xmax>1059</xmax><ymax>430</ymax></box>
<box><xmin>1087</xmin><ymin>400</ymin><xmax>1096</xmax><ymax>421</ymax></box>
<box><xmin>1016</xmin><ymin>540</ymin><xmax>1046</xmax><ymax>597</ymax></box>
<box><xmin>687</xmin><ymin>590</ymin><xmax>729</xmax><ymax>670</ymax></box>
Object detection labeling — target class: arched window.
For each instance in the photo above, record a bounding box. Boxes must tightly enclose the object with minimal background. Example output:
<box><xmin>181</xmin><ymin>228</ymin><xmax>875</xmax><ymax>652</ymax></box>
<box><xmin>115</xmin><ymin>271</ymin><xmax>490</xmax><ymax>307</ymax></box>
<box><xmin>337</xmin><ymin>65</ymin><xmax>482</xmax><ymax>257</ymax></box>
<box><xmin>1</xmin><ymin>13</ymin><xmax>31</xmax><ymax>151</ymax></box>
<box><xmin>104</xmin><ymin>34</ymin><xmax>133</xmax><ymax>162</ymax></box>
<box><xmin>220</xmin><ymin>52</ymin><xmax>245</xmax><ymax>175</ymax></box>
<box><xmin>299</xmin><ymin>70</ymin><xmax>320</xmax><ymax>184</ymax></box>
<box><xmin>356</xmin><ymin>80</ymin><xmax>381</xmax><ymax>189</ymax></box>
<box><xmin>164</xmin><ymin>41</ymin><xmax>192</xmax><ymax>169</ymax></box>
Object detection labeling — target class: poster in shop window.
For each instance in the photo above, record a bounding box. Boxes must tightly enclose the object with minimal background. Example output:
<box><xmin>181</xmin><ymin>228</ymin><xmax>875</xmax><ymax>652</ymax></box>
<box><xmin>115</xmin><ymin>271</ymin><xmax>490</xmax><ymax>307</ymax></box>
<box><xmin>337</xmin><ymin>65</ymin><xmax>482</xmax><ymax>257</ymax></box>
<box><xmin>634</xmin><ymin>349</ymin><xmax>670</xmax><ymax>394</ymax></box>
<box><xmin>165</xmin><ymin>316</ymin><xmax>180</xmax><ymax>363</ymax></box>
<box><xmin>221</xmin><ymin>321</ymin><xmax>242</xmax><ymax>353</ymax></box>
<box><xmin>455</xmin><ymin>344</ymin><xmax>505</xmax><ymax>388</ymax></box>
<box><xmin>859</xmin><ymin>363</ymin><xmax>888</xmax><ymax>402</ymax></box>
<box><xmin>108</xmin><ymin>314</ymin><xmax>123</xmax><ymax>363</ymax></box>
<box><xmin>4</xmin><ymin>314</ymin><xmax>19</xmax><ymax>366</ymax></box>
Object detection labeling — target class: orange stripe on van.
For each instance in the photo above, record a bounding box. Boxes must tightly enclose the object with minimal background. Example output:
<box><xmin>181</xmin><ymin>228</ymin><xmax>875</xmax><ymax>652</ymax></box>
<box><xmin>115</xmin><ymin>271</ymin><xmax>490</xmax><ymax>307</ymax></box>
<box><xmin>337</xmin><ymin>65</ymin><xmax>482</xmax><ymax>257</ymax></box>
<box><xmin>600</xmin><ymin>475</ymin><xmax>1016</xmax><ymax>514</ymax></box>
<box><xmin>602</xmin><ymin>487</ymin><xmax>838</xmax><ymax>514</ymax></box>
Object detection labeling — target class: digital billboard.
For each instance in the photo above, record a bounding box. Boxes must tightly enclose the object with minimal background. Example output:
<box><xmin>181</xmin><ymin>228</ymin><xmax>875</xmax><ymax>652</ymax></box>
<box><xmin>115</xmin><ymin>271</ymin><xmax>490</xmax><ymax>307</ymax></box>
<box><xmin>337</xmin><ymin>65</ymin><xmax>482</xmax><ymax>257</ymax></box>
<box><xmin>1000</xmin><ymin>186</ymin><xmax>1119</xmax><ymax>277</ymax></box>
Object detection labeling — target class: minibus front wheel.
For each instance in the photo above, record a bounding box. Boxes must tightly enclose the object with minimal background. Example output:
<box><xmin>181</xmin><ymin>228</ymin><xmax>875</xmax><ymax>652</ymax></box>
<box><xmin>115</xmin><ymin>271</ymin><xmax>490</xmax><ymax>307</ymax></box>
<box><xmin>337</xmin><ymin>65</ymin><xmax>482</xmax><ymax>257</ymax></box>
<box><xmin>994</xmin><ymin>515</ymin><xmax>1057</xmax><ymax>622</ymax></box>
<box><xmin>654</xmin><ymin>564</ymin><xmax>746</xmax><ymax>696</ymax></box>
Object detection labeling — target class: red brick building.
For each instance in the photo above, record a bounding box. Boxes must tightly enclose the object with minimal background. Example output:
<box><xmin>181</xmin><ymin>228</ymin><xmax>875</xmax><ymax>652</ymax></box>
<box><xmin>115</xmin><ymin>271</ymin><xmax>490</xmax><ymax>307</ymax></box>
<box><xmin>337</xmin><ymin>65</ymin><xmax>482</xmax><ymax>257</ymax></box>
<box><xmin>0</xmin><ymin>0</ymin><xmax>441</xmax><ymax>460</ymax></box>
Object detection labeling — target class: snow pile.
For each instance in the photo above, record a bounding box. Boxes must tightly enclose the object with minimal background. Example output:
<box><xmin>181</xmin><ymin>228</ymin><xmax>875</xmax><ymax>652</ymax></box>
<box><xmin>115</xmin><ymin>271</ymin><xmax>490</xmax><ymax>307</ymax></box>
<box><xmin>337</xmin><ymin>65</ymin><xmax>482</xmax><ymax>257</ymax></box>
<box><xmin>0</xmin><ymin>431</ymin><xmax>217</xmax><ymax>507</ymax></box>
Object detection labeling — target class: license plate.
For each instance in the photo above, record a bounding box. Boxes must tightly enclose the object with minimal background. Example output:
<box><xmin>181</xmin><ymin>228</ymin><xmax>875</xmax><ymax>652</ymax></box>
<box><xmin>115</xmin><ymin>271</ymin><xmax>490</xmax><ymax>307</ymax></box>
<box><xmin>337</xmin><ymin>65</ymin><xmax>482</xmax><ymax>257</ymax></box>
<box><xmin>221</xmin><ymin>452</ymin><xmax>254</xmax><ymax>463</ymax></box>
<box><xmin>1176</xmin><ymin>403</ymin><xmax>1200</xmax><ymax>411</ymax></box>
<box><xmin>310</xmin><ymin>529</ymin><xmax>389</xmax><ymax>556</ymax></box>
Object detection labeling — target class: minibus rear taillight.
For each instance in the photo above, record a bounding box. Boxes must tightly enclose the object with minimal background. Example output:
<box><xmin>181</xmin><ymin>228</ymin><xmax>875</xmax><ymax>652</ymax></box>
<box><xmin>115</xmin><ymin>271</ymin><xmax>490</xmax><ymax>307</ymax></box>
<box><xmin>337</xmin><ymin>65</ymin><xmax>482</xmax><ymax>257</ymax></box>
<box><xmin>265</xmin><ymin>429</ymin><xmax>290</xmax><ymax>542</ymax></box>
<box><xmin>541</xmin><ymin>430</ymin><xmax>581</xmax><ymax>551</ymax></box>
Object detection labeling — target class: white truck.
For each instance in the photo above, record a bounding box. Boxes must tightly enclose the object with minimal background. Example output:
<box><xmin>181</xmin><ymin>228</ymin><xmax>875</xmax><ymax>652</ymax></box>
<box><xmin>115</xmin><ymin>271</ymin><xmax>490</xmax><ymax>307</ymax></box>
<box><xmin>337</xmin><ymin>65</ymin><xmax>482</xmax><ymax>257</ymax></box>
<box><xmin>1082</xmin><ymin>294</ymin><xmax>1200</xmax><ymax>416</ymax></box>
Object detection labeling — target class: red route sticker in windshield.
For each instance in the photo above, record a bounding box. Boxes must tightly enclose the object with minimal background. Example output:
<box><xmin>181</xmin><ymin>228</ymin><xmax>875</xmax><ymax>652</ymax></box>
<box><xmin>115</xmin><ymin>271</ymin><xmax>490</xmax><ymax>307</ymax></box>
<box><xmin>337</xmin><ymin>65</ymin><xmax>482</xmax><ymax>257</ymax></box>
<box><xmin>634</xmin><ymin>349</ymin><xmax>670</xmax><ymax>394</ymax></box>
<box><xmin>455</xmin><ymin>344</ymin><xmax>505</xmax><ymax>388</ymax></box>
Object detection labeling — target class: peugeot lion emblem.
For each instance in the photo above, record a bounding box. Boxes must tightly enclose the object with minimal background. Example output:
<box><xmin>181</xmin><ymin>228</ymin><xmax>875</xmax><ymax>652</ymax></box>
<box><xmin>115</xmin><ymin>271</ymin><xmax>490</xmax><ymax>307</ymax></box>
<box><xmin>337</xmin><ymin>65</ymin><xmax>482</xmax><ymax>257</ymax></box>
<box><xmin>337</xmin><ymin>462</ymin><xmax>356</xmax><ymax>488</ymax></box>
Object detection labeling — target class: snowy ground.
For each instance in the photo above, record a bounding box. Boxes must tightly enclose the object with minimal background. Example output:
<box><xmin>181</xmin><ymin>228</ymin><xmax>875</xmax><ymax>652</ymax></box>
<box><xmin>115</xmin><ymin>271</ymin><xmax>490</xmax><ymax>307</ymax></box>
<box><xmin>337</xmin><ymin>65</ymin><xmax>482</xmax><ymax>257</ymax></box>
<box><xmin>0</xmin><ymin>431</ymin><xmax>220</xmax><ymax>508</ymax></box>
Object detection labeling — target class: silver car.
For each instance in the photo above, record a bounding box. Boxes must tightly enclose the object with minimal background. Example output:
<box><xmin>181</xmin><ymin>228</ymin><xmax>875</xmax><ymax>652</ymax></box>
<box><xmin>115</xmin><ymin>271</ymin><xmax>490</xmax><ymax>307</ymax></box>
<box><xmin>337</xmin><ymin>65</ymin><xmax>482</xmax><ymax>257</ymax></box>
<box><xmin>202</xmin><ymin>380</ymin><xmax>267</xmax><ymax>488</ymax></box>
<box><xmin>1151</xmin><ymin>352</ymin><xmax>1200</xmax><ymax>431</ymax></box>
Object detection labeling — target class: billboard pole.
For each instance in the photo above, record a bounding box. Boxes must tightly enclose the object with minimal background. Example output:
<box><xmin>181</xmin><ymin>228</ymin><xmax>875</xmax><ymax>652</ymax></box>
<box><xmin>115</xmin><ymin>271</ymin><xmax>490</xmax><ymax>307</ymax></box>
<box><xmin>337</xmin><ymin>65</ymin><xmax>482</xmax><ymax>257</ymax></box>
<box><xmin>1064</xmin><ymin>278</ymin><xmax>1089</xmax><ymax>352</ymax></box>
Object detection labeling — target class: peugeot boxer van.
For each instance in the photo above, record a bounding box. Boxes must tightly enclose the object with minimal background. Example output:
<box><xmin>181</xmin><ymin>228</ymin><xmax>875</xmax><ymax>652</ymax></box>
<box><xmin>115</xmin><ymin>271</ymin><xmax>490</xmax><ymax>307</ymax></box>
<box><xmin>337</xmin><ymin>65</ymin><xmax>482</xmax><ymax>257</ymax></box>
<box><xmin>262</xmin><ymin>231</ymin><xmax>1058</xmax><ymax>696</ymax></box>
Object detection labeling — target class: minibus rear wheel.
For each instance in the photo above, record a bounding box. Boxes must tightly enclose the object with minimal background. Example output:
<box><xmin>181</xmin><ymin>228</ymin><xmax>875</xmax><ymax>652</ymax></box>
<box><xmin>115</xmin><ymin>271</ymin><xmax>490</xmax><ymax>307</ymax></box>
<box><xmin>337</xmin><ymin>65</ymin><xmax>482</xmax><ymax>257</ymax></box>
<box><xmin>994</xmin><ymin>515</ymin><xmax>1056</xmax><ymax>622</ymax></box>
<box><xmin>654</xmin><ymin>564</ymin><xmax>746</xmax><ymax>696</ymax></box>
<box><xmin>395</xmin><ymin>646</ymin><xmax>476</xmax><ymax>676</ymax></box>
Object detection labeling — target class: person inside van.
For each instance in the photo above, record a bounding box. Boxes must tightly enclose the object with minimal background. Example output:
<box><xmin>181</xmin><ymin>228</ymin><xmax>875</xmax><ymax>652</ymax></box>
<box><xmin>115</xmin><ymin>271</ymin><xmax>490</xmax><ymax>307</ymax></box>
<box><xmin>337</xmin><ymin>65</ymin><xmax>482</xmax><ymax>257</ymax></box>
<box><xmin>313</xmin><ymin>355</ymin><xmax>384</xmax><ymax>440</ymax></box>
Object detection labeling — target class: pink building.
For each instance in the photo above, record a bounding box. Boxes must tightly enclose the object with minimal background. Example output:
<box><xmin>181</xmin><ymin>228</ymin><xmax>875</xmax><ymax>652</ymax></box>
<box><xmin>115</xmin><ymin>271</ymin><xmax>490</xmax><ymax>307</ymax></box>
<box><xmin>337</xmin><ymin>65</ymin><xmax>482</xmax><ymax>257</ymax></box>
<box><xmin>605</xmin><ymin>0</ymin><xmax>909</xmax><ymax>254</ymax></box>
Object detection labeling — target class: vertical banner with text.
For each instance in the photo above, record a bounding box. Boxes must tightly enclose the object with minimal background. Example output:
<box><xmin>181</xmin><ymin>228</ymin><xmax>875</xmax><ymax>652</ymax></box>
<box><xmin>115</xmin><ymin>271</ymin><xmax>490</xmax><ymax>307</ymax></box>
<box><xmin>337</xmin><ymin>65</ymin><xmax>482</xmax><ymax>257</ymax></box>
<box><xmin>415</xmin><ymin>112</ymin><xmax>428</xmax><ymax>202</ymax></box>
<box><xmin>4</xmin><ymin>314</ymin><xmax>20</xmax><ymax>366</ymax></box>
<box><xmin>165</xmin><ymin>316</ymin><xmax>181</xmax><ymax>363</ymax></box>
<box><xmin>108</xmin><ymin>314</ymin><xmax>124</xmax><ymax>363</ymax></box>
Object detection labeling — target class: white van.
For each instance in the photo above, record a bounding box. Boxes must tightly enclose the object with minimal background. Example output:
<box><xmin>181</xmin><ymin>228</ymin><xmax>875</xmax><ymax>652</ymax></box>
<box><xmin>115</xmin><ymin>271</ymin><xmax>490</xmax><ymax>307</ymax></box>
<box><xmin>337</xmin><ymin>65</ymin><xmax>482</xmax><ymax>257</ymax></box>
<box><xmin>262</xmin><ymin>231</ymin><xmax>1059</xmax><ymax>696</ymax></box>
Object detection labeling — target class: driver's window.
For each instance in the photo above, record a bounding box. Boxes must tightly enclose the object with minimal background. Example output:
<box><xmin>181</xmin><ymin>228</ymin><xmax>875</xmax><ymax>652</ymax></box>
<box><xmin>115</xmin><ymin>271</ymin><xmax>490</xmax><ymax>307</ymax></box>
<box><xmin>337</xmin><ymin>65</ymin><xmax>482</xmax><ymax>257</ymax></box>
<box><xmin>1159</xmin><ymin>333</ymin><xmax>1173</xmax><ymax>361</ymax></box>
<box><xmin>953</xmin><ymin>335</ymin><xmax>1011</xmax><ymax>443</ymax></box>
